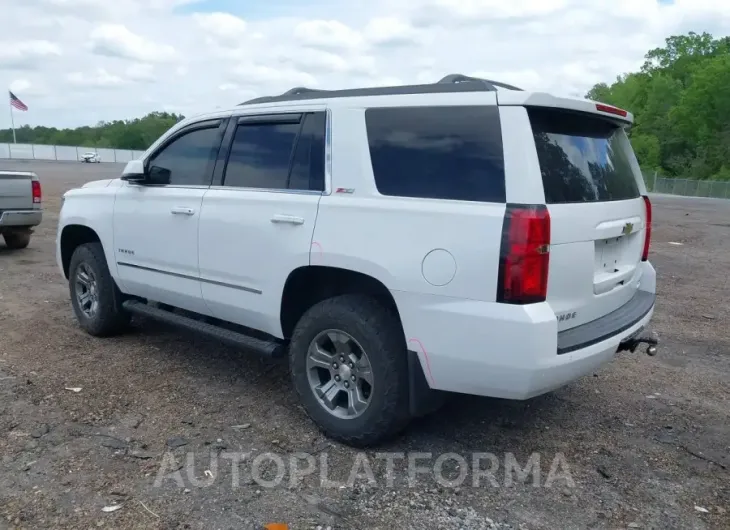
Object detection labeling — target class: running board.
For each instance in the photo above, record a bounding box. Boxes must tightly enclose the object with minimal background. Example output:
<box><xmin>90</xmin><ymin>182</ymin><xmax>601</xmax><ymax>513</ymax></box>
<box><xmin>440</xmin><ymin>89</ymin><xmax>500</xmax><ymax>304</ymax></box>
<box><xmin>122</xmin><ymin>300</ymin><xmax>285</xmax><ymax>357</ymax></box>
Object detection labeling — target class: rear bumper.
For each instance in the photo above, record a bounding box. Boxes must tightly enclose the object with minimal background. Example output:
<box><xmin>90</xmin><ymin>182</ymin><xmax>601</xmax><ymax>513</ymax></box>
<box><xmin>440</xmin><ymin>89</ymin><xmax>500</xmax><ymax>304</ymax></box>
<box><xmin>395</xmin><ymin>262</ymin><xmax>657</xmax><ymax>400</ymax></box>
<box><xmin>0</xmin><ymin>209</ymin><xmax>42</xmax><ymax>228</ymax></box>
<box><xmin>558</xmin><ymin>290</ymin><xmax>655</xmax><ymax>354</ymax></box>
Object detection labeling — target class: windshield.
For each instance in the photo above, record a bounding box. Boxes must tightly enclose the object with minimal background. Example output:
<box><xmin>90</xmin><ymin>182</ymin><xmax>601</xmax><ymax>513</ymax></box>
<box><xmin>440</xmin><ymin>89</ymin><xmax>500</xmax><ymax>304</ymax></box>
<box><xmin>528</xmin><ymin>108</ymin><xmax>640</xmax><ymax>204</ymax></box>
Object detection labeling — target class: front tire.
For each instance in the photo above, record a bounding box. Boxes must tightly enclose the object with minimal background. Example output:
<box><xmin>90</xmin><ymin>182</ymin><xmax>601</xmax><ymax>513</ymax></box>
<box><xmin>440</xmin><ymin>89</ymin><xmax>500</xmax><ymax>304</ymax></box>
<box><xmin>68</xmin><ymin>242</ymin><xmax>129</xmax><ymax>336</ymax></box>
<box><xmin>289</xmin><ymin>294</ymin><xmax>410</xmax><ymax>447</ymax></box>
<box><xmin>3</xmin><ymin>230</ymin><xmax>31</xmax><ymax>249</ymax></box>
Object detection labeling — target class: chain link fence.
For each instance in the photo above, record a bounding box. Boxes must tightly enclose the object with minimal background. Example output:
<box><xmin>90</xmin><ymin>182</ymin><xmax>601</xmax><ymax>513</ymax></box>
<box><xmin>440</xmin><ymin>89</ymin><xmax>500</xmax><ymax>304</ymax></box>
<box><xmin>644</xmin><ymin>172</ymin><xmax>730</xmax><ymax>199</ymax></box>
<box><xmin>0</xmin><ymin>142</ymin><xmax>144</xmax><ymax>163</ymax></box>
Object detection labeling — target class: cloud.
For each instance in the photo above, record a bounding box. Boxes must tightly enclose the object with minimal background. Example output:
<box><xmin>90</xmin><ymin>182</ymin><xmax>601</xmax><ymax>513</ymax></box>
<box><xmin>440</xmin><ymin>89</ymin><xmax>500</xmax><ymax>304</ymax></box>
<box><xmin>411</xmin><ymin>0</ymin><xmax>570</xmax><ymax>27</ymax></box>
<box><xmin>0</xmin><ymin>0</ymin><xmax>728</xmax><ymax>127</ymax></box>
<box><xmin>9</xmin><ymin>79</ymin><xmax>33</xmax><ymax>93</ymax></box>
<box><xmin>282</xmin><ymin>48</ymin><xmax>376</xmax><ymax>77</ymax></box>
<box><xmin>218</xmin><ymin>83</ymin><xmax>240</xmax><ymax>91</ymax></box>
<box><xmin>67</xmin><ymin>68</ymin><xmax>125</xmax><ymax>88</ymax></box>
<box><xmin>195</xmin><ymin>12</ymin><xmax>248</xmax><ymax>46</ymax></box>
<box><xmin>230</xmin><ymin>63</ymin><xmax>318</xmax><ymax>88</ymax></box>
<box><xmin>21</xmin><ymin>0</ymin><xmax>203</xmax><ymax>18</ymax></box>
<box><xmin>293</xmin><ymin>20</ymin><xmax>364</xmax><ymax>51</ymax></box>
<box><xmin>89</xmin><ymin>24</ymin><xmax>176</xmax><ymax>62</ymax></box>
<box><xmin>364</xmin><ymin>17</ymin><xmax>420</xmax><ymax>47</ymax></box>
<box><xmin>9</xmin><ymin>79</ymin><xmax>49</xmax><ymax>98</ymax></box>
<box><xmin>125</xmin><ymin>63</ymin><xmax>155</xmax><ymax>82</ymax></box>
<box><xmin>0</xmin><ymin>40</ymin><xmax>62</xmax><ymax>69</ymax></box>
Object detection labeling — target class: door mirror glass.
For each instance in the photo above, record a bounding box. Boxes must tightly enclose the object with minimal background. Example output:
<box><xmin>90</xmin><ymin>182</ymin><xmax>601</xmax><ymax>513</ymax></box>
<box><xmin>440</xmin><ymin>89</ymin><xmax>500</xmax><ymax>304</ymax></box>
<box><xmin>121</xmin><ymin>159</ymin><xmax>146</xmax><ymax>182</ymax></box>
<box><xmin>147</xmin><ymin>165</ymin><xmax>172</xmax><ymax>185</ymax></box>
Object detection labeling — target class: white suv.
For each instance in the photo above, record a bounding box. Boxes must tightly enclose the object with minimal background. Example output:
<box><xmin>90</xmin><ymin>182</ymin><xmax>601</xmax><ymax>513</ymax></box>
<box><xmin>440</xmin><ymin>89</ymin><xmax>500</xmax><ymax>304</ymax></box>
<box><xmin>56</xmin><ymin>75</ymin><xmax>657</xmax><ymax>446</ymax></box>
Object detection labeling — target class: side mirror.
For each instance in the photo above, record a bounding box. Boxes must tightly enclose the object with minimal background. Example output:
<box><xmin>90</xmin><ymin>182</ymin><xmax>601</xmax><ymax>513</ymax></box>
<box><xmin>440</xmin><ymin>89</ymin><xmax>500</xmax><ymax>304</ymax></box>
<box><xmin>121</xmin><ymin>159</ymin><xmax>146</xmax><ymax>183</ymax></box>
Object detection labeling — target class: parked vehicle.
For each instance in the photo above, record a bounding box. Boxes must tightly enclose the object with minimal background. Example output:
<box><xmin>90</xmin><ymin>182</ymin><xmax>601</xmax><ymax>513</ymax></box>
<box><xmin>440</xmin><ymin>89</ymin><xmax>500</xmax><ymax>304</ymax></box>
<box><xmin>1</xmin><ymin>170</ymin><xmax>42</xmax><ymax>249</ymax></box>
<box><xmin>56</xmin><ymin>75</ymin><xmax>658</xmax><ymax>446</ymax></box>
<box><xmin>80</xmin><ymin>152</ymin><xmax>100</xmax><ymax>163</ymax></box>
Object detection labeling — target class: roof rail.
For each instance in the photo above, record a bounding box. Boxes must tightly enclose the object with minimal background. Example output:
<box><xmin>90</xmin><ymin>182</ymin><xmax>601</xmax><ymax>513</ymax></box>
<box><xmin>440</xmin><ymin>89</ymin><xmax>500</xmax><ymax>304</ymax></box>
<box><xmin>437</xmin><ymin>74</ymin><xmax>523</xmax><ymax>91</ymax></box>
<box><xmin>238</xmin><ymin>73</ymin><xmax>522</xmax><ymax>105</ymax></box>
<box><xmin>241</xmin><ymin>86</ymin><xmax>330</xmax><ymax>105</ymax></box>
<box><xmin>282</xmin><ymin>87</ymin><xmax>326</xmax><ymax>96</ymax></box>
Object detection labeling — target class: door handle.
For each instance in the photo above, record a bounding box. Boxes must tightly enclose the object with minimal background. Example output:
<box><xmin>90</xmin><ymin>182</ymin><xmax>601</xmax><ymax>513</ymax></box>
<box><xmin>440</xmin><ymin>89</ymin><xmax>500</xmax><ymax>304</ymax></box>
<box><xmin>171</xmin><ymin>207</ymin><xmax>195</xmax><ymax>216</ymax></box>
<box><xmin>271</xmin><ymin>214</ymin><xmax>305</xmax><ymax>225</ymax></box>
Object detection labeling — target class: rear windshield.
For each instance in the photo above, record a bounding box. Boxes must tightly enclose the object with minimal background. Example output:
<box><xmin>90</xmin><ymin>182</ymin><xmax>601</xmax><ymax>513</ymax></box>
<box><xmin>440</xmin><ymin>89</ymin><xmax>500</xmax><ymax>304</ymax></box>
<box><xmin>528</xmin><ymin>108</ymin><xmax>640</xmax><ymax>204</ymax></box>
<box><xmin>365</xmin><ymin>106</ymin><xmax>506</xmax><ymax>203</ymax></box>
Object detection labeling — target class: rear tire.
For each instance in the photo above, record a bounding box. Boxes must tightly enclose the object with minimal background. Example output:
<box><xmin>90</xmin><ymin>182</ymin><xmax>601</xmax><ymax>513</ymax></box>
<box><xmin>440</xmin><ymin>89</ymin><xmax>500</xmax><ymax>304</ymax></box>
<box><xmin>69</xmin><ymin>242</ymin><xmax>130</xmax><ymax>337</ymax></box>
<box><xmin>289</xmin><ymin>294</ymin><xmax>410</xmax><ymax>447</ymax></box>
<box><xmin>3</xmin><ymin>230</ymin><xmax>31</xmax><ymax>249</ymax></box>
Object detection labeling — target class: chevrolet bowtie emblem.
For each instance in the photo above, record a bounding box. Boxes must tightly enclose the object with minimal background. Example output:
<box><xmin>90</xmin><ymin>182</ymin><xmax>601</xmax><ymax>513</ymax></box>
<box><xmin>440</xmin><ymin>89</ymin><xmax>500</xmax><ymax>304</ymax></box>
<box><xmin>622</xmin><ymin>222</ymin><xmax>634</xmax><ymax>236</ymax></box>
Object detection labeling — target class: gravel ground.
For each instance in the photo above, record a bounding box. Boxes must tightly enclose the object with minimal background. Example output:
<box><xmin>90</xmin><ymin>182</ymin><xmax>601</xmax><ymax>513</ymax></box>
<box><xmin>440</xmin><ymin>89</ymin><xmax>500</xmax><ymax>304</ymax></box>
<box><xmin>0</xmin><ymin>160</ymin><xmax>728</xmax><ymax>530</ymax></box>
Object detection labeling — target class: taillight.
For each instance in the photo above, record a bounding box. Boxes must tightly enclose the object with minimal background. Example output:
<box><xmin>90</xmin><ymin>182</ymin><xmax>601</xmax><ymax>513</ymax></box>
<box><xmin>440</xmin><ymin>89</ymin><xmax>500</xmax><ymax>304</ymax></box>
<box><xmin>32</xmin><ymin>180</ymin><xmax>42</xmax><ymax>204</ymax></box>
<box><xmin>642</xmin><ymin>195</ymin><xmax>651</xmax><ymax>261</ymax></box>
<box><xmin>595</xmin><ymin>103</ymin><xmax>628</xmax><ymax>117</ymax></box>
<box><xmin>497</xmin><ymin>204</ymin><xmax>551</xmax><ymax>304</ymax></box>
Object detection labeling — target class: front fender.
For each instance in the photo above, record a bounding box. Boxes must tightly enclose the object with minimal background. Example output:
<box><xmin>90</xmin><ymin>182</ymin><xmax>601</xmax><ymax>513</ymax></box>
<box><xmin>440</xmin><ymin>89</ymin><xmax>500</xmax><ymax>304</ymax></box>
<box><xmin>57</xmin><ymin>184</ymin><xmax>120</xmax><ymax>281</ymax></box>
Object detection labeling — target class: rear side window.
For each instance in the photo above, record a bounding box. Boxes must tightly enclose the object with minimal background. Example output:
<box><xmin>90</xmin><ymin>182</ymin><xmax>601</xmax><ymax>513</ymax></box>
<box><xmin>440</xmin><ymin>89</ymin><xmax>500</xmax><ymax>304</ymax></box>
<box><xmin>224</xmin><ymin>122</ymin><xmax>300</xmax><ymax>189</ymax></box>
<box><xmin>223</xmin><ymin>112</ymin><xmax>326</xmax><ymax>191</ymax></box>
<box><xmin>529</xmin><ymin>108</ymin><xmax>640</xmax><ymax>203</ymax></box>
<box><xmin>288</xmin><ymin>113</ymin><xmax>326</xmax><ymax>191</ymax></box>
<box><xmin>365</xmin><ymin>106</ymin><xmax>505</xmax><ymax>203</ymax></box>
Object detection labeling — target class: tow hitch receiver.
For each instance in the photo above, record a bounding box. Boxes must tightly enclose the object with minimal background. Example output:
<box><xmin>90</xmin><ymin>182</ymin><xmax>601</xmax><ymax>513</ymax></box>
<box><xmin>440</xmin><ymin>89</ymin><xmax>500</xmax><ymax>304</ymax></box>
<box><xmin>619</xmin><ymin>335</ymin><xmax>658</xmax><ymax>356</ymax></box>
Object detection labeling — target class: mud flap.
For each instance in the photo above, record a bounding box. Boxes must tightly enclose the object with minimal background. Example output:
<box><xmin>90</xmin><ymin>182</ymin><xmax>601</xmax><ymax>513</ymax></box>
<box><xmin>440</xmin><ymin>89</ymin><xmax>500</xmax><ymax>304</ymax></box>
<box><xmin>407</xmin><ymin>349</ymin><xmax>445</xmax><ymax>417</ymax></box>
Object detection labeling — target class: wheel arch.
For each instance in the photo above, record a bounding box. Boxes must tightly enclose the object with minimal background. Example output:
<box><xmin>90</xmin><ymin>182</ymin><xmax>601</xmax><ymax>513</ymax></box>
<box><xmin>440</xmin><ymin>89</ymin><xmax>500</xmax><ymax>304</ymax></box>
<box><xmin>282</xmin><ymin>266</ymin><xmax>443</xmax><ymax>423</ymax></box>
<box><xmin>280</xmin><ymin>265</ymin><xmax>403</xmax><ymax>341</ymax></box>
<box><xmin>60</xmin><ymin>224</ymin><xmax>102</xmax><ymax>279</ymax></box>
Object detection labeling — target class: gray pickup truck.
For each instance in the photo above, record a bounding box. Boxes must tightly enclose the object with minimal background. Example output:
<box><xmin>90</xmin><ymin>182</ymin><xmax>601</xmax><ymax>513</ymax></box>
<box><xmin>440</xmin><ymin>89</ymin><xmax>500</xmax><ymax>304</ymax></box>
<box><xmin>0</xmin><ymin>170</ymin><xmax>42</xmax><ymax>249</ymax></box>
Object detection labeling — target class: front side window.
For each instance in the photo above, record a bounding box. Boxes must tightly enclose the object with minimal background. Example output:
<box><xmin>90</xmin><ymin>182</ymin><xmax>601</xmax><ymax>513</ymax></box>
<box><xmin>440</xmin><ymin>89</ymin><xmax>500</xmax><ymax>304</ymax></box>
<box><xmin>146</xmin><ymin>125</ymin><xmax>220</xmax><ymax>186</ymax></box>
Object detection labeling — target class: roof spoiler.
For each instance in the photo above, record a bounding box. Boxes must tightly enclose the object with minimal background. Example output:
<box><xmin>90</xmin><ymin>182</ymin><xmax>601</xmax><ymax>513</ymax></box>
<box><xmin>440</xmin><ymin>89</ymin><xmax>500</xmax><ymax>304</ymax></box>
<box><xmin>496</xmin><ymin>91</ymin><xmax>634</xmax><ymax>125</ymax></box>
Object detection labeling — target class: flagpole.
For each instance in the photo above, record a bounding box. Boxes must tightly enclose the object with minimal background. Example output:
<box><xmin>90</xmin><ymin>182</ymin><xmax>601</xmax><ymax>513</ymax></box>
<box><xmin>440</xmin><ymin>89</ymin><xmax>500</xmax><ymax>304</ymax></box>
<box><xmin>8</xmin><ymin>93</ymin><xmax>16</xmax><ymax>144</ymax></box>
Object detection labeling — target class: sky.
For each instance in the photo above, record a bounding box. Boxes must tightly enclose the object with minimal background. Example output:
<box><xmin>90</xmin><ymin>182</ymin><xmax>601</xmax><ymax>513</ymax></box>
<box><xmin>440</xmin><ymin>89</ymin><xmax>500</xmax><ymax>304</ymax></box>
<box><xmin>1</xmin><ymin>0</ymin><xmax>729</xmax><ymax>128</ymax></box>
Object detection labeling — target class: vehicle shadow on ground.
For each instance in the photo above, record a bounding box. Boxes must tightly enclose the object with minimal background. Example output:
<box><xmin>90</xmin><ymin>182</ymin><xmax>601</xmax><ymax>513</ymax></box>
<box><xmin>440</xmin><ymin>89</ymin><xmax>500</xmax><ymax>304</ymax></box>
<box><xmin>0</xmin><ymin>244</ymin><xmax>19</xmax><ymax>254</ymax></box>
<box><xmin>122</xmin><ymin>315</ymin><xmax>572</xmax><ymax>454</ymax></box>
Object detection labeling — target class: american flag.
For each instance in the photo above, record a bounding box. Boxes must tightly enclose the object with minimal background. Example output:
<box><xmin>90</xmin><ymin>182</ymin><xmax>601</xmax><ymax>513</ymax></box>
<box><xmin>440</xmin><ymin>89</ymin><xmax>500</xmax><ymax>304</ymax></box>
<box><xmin>9</xmin><ymin>91</ymin><xmax>28</xmax><ymax>112</ymax></box>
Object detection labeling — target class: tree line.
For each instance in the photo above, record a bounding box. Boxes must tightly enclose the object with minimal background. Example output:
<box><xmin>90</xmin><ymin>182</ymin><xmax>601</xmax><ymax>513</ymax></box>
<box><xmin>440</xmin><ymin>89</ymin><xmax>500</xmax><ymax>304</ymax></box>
<box><xmin>0</xmin><ymin>112</ymin><xmax>184</xmax><ymax>151</ymax></box>
<box><xmin>587</xmin><ymin>31</ymin><xmax>730</xmax><ymax>181</ymax></box>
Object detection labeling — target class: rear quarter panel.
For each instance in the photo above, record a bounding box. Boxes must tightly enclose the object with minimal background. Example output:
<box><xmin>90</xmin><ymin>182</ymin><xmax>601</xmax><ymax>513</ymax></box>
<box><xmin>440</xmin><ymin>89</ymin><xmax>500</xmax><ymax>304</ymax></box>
<box><xmin>313</xmin><ymin>103</ymin><xmax>507</xmax><ymax>303</ymax></box>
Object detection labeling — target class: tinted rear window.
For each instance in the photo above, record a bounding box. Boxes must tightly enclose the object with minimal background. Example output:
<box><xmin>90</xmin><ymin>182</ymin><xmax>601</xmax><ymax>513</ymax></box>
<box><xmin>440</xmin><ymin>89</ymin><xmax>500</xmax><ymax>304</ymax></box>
<box><xmin>288</xmin><ymin>112</ymin><xmax>326</xmax><ymax>191</ymax></box>
<box><xmin>365</xmin><ymin>106</ymin><xmax>505</xmax><ymax>203</ymax></box>
<box><xmin>529</xmin><ymin>108</ymin><xmax>640</xmax><ymax>204</ymax></box>
<box><xmin>224</xmin><ymin>122</ymin><xmax>300</xmax><ymax>189</ymax></box>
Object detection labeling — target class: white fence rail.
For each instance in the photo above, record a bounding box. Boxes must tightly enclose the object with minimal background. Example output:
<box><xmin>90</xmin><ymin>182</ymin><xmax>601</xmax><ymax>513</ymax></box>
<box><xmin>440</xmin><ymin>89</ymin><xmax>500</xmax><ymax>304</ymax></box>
<box><xmin>0</xmin><ymin>143</ymin><xmax>144</xmax><ymax>163</ymax></box>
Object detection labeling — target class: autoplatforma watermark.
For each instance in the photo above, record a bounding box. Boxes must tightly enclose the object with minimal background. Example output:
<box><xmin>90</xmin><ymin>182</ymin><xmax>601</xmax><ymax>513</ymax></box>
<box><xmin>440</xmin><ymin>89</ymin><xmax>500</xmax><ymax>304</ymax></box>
<box><xmin>153</xmin><ymin>451</ymin><xmax>575</xmax><ymax>490</ymax></box>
